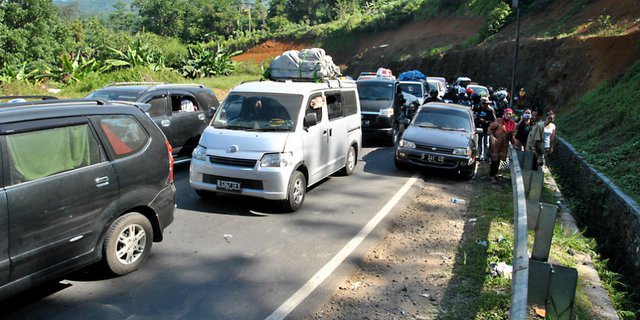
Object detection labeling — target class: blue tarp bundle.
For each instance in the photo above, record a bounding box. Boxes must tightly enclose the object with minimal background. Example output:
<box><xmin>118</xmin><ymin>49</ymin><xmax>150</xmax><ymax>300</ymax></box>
<box><xmin>398</xmin><ymin>70</ymin><xmax>426</xmax><ymax>81</ymax></box>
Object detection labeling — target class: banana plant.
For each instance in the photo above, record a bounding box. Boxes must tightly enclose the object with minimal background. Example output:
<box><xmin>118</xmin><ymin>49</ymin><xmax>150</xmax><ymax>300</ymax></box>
<box><xmin>106</xmin><ymin>39</ymin><xmax>166</xmax><ymax>71</ymax></box>
<box><xmin>181</xmin><ymin>43</ymin><xmax>242</xmax><ymax>79</ymax></box>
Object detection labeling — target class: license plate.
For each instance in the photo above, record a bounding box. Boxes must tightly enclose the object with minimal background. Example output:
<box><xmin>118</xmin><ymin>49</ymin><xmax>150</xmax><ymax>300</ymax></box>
<box><xmin>422</xmin><ymin>154</ymin><xmax>444</xmax><ymax>164</ymax></box>
<box><xmin>217</xmin><ymin>179</ymin><xmax>241</xmax><ymax>192</ymax></box>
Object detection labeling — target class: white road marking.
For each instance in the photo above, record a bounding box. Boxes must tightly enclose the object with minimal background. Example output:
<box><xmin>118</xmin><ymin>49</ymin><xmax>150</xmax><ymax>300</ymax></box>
<box><xmin>265</xmin><ymin>172</ymin><xmax>420</xmax><ymax>320</ymax></box>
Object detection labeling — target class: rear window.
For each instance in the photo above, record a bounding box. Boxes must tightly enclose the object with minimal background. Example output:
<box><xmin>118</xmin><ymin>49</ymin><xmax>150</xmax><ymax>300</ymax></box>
<box><xmin>95</xmin><ymin>115</ymin><xmax>149</xmax><ymax>158</ymax></box>
<box><xmin>400</xmin><ymin>83</ymin><xmax>423</xmax><ymax>98</ymax></box>
<box><xmin>6</xmin><ymin>124</ymin><xmax>102</xmax><ymax>184</ymax></box>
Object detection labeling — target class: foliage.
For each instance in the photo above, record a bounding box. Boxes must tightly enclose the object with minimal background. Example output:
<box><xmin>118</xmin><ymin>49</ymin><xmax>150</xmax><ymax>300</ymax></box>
<box><xmin>0</xmin><ymin>0</ymin><xmax>74</xmax><ymax>66</ymax></box>
<box><xmin>106</xmin><ymin>39</ymin><xmax>167</xmax><ymax>71</ymax></box>
<box><xmin>180</xmin><ymin>43</ymin><xmax>242</xmax><ymax>79</ymax></box>
<box><xmin>556</xmin><ymin>60</ymin><xmax>640</xmax><ymax>203</ymax></box>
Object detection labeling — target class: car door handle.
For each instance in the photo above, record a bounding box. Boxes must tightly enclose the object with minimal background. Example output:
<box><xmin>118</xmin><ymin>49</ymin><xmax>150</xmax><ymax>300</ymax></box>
<box><xmin>161</xmin><ymin>119</ymin><xmax>171</xmax><ymax>127</ymax></box>
<box><xmin>95</xmin><ymin>177</ymin><xmax>109</xmax><ymax>187</ymax></box>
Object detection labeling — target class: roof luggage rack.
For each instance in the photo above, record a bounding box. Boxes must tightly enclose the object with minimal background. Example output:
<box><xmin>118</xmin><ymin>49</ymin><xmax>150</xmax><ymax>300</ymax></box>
<box><xmin>105</xmin><ymin>82</ymin><xmax>167</xmax><ymax>87</ymax></box>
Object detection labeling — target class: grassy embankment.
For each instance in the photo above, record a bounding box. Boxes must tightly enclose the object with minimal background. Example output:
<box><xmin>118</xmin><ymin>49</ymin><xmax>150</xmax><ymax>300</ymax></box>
<box><xmin>442</xmin><ymin>172</ymin><xmax>637</xmax><ymax>319</ymax></box>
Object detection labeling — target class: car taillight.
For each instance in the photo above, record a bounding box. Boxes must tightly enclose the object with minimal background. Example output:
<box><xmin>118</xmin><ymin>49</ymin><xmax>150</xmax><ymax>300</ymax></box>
<box><xmin>165</xmin><ymin>139</ymin><xmax>174</xmax><ymax>183</ymax></box>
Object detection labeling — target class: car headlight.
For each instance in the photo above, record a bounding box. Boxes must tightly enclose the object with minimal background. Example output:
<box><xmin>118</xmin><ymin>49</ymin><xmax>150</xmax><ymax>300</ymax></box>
<box><xmin>260</xmin><ymin>152</ymin><xmax>294</xmax><ymax>167</ymax></box>
<box><xmin>379</xmin><ymin>108</ymin><xmax>394</xmax><ymax>117</ymax></box>
<box><xmin>453</xmin><ymin>147</ymin><xmax>471</xmax><ymax>157</ymax></box>
<box><xmin>398</xmin><ymin>139</ymin><xmax>416</xmax><ymax>149</ymax></box>
<box><xmin>192</xmin><ymin>145</ymin><xmax>207</xmax><ymax>161</ymax></box>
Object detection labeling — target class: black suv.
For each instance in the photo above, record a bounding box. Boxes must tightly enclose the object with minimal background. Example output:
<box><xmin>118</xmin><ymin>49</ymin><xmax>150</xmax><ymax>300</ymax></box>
<box><xmin>0</xmin><ymin>98</ymin><xmax>176</xmax><ymax>300</ymax></box>
<box><xmin>86</xmin><ymin>82</ymin><xmax>220</xmax><ymax>161</ymax></box>
<box><xmin>356</xmin><ymin>78</ymin><xmax>405</xmax><ymax>145</ymax></box>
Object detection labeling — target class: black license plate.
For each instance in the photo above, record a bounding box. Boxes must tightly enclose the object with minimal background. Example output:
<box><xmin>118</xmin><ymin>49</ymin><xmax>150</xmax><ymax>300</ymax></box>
<box><xmin>422</xmin><ymin>154</ymin><xmax>445</xmax><ymax>164</ymax></box>
<box><xmin>217</xmin><ymin>179</ymin><xmax>241</xmax><ymax>192</ymax></box>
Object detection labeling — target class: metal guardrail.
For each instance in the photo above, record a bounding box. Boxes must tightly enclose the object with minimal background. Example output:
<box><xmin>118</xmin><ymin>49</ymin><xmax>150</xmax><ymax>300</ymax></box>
<box><xmin>508</xmin><ymin>145</ymin><xmax>576</xmax><ymax>319</ymax></box>
<box><xmin>508</xmin><ymin>145</ymin><xmax>529</xmax><ymax>319</ymax></box>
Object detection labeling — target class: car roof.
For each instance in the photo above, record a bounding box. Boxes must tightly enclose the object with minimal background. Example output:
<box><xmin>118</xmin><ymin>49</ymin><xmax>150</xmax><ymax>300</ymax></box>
<box><xmin>231</xmin><ymin>80</ymin><xmax>357</xmax><ymax>95</ymax></box>
<box><xmin>0</xmin><ymin>99</ymin><xmax>147</xmax><ymax>125</ymax></box>
<box><xmin>399</xmin><ymin>80</ymin><xmax>424</xmax><ymax>84</ymax></box>
<box><xmin>95</xmin><ymin>82</ymin><xmax>210</xmax><ymax>95</ymax></box>
<box><xmin>356</xmin><ymin>78</ymin><xmax>397</xmax><ymax>84</ymax></box>
<box><xmin>419</xmin><ymin>102</ymin><xmax>473</xmax><ymax>113</ymax></box>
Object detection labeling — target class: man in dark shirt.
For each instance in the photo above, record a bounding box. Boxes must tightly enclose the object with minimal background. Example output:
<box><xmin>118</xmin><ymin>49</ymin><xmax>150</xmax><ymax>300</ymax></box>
<box><xmin>477</xmin><ymin>98</ymin><xmax>496</xmax><ymax>161</ymax></box>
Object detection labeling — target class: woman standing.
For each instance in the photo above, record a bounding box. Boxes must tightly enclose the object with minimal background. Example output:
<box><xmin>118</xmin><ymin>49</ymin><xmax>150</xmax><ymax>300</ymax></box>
<box><xmin>543</xmin><ymin>111</ymin><xmax>556</xmax><ymax>164</ymax></box>
<box><xmin>488</xmin><ymin>108</ymin><xmax>516</xmax><ymax>183</ymax></box>
<box><xmin>514</xmin><ymin>108</ymin><xmax>533</xmax><ymax>151</ymax></box>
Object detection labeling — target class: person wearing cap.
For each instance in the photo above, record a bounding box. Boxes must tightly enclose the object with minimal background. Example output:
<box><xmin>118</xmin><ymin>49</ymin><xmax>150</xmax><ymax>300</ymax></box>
<box><xmin>477</xmin><ymin>98</ymin><xmax>496</xmax><ymax>161</ymax></box>
<box><xmin>488</xmin><ymin>107</ymin><xmax>516</xmax><ymax>183</ymax></box>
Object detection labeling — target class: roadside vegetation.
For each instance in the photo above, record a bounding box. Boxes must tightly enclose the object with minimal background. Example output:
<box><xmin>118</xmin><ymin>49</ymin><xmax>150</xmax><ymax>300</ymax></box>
<box><xmin>442</xmin><ymin>172</ymin><xmax>639</xmax><ymax>319</ymax></box>
<box><xmin>555</xmin><ymin>60</ymin><xmax>640</xmax><ymax>204</ymax></box>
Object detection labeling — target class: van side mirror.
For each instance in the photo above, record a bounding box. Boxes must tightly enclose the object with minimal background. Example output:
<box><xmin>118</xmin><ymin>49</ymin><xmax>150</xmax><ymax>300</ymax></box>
<box><xmin>304</xmin><ymin>113</ymin><xmax>318</xmax><ymax>129</ymax></box>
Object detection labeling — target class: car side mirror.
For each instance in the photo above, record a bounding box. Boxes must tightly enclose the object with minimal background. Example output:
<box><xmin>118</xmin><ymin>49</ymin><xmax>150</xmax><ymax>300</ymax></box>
<box><xmin>304</xmin><ymin>113</ymin><xmax>318</xmax><ymax>129</ymax></box>
<box><xmin>401</xmin><ymin>118</ymin><xmax>411</xmax><ymax>125</ymax></box>
<box><xmin>208</xmin><ymin>107</ymin><xmax>216</xmax><ymax>117</ymax></box>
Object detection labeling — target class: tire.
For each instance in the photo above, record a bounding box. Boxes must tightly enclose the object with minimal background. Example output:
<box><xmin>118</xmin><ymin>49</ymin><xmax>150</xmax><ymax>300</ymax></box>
<box><xmin>389</xmin><ymin>124</ymin><xmax>399</xmax><ymax>146</ymax></box>
<box><xmin>339</xmin><ymin>145</ymin><xmax>357</xmax><ymax>176</ymax></box>
<box><xmin>102</xmin><ymin>213</ymin><xmax>153</xmax><ymax>275</ymax></box>
<box><xmin>281</xmin><ymin>171</ymin><xmax>306</xmax><ymax>212</ymax></box>
<box><xmin>394</xmin><ymin>157</ymin><xmax>411</xmax><ymax>170</ymax></box>
<box><xmin>461</xmin><ymin>161</ymin><xmax>477</xmax><ymax>180</ymax></box>
<box><xmin>195</xmin><ymin>189</ymin><xmax>217</xmax><ymax>199</ymax></box>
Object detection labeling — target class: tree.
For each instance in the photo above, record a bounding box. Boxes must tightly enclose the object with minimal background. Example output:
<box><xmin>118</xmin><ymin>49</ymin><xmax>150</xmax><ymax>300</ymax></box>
<box><xmin>0</xmin><ymin>0</ymin><xmax>73</xmax><ymax>67</ymax></box>
<box><xmin>108</xmin><ymin>0</ymin><xmax>138</xmax><ymax>33</ymax></box>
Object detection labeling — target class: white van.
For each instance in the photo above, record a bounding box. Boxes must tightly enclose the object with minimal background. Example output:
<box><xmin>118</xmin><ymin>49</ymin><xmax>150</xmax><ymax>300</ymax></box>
<box><xmin>189</xmin><ymin>79</ymin><xmax>362</xmax><ymax>211</ymax></box>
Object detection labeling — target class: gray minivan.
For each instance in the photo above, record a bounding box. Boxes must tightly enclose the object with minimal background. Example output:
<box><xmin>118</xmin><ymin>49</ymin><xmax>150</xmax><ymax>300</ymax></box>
<box><xmin>0</xmin><ymin>98</ymin><xmax>175</xmax><ymax>300</ymax></box>
<box><xmin>190</xmin><ymin>79</ymin><xmax>362</xmax><ymax>211</ymax></box>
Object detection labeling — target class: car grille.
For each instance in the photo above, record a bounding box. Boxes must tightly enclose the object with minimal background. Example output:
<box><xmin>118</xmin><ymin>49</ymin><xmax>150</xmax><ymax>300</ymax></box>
<box><xmin>415</xmin><ymin>144</ymin><xmax>454</xmax><ymax>154</ymax></box>
<box><xmin>209</xmin><ymin>156</ymin><xmax>257</xmax><ymax>168</ymax></box>
<box><xmin>203</xmin><ymin>174</ymin><xmax>264</xmax><ymax>190</ymax></box>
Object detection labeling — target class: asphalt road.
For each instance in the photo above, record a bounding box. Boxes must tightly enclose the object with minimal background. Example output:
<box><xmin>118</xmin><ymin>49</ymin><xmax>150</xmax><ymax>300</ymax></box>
<box><xmin>0</xmin><ymin>146</ymin><xmax>421</xmax><ymax>320</ymax></box>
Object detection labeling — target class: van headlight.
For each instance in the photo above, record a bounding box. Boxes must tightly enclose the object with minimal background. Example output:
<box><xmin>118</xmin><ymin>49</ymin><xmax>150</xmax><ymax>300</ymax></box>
<box><xmin>192</xmin><ymin>145</ymin><xmax>207</xmax><ymax>161</ymax></box>
<box><xmin>453</xmin><ymin>147</ymin><xmax>471</xmax><ymax>157</ymax></box>
<box><xmin>398</xmin><ymin>139</ymin><xmax>416</xmax><ymax>149</ymax></box>
<box><xmin>260</xmin><ymin>152</ymin><xmax>294</xmax><ymax>167</ymax></box>
<box><xmin>379</xmin><ymin>108</ymin><xmax>394</xmax><ymax>117</ymax></box>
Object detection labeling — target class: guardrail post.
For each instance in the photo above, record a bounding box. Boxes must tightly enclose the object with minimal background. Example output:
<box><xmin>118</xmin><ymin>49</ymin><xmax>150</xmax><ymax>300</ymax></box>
<box><xmin>531</xmin><ymin>203</ymin><xmax>559</xmax><ymax>262</ymax></box>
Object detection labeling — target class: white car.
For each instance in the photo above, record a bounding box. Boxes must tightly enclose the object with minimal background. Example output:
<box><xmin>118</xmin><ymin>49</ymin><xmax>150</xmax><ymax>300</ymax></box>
<box><xmin>190</xmin><ymin>79</ymin><xmax>362</xmax><ymax>211</ymax></box>
<box><xmin>466</xmin><ymin>84</ymin><xmax>490</xmax><ymax>98</ymax></box>
<box><xmin>399</xmin><ymin>81</ymin><xmax>427</xmax><ymax>104</ymax></box>
<box><xmin>427</xmin><ymin>79</ymin><xmax>446</xmax><ymax>99</ymax></box>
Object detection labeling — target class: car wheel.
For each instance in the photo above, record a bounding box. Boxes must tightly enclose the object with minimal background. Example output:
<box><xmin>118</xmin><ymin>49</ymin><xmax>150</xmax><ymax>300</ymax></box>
<box><xmin>195</xmin><ymin>189</ymin><xmax>217</xmax><ymax>199</ymax></box>
<box><xmin>461</xmin><ymin>161</ymin><xmax>477</xmax><ymax>180</ymax></box>
<box><xmin>102</xmin><ymin>212</ymin><xmax>153</xmax><ymax>275</ymax></box>
<box><xmin>390</xmin><ymin>124</ymin><xmax>399</xmax><ymax>146</ymax></box>
<box><xmin>282</xmin><ymin>171</ymin><xmax>306</xmax><ymax>212</ymax></box>
<box><xmin>394</xmin><ymin>157</ymin><xmax>412</xmax><ymax>170</ymax></box>
<box><xmin>339</xmin><ymin>145</ymin><xmax>357</xmax><ymax>176</ymax></box>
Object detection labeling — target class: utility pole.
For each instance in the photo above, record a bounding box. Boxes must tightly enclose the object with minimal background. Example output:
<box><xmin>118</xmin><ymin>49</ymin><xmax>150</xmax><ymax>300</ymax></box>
<box><xmin>509</xmin><ymin>0</ymin><xmax>521</xmax><ymax>107</ymax></box>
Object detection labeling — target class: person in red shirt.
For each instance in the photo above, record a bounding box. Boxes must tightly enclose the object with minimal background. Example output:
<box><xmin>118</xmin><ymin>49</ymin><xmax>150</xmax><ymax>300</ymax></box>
<box><xmin>488</xmin><ymin>108</ymin><xmax>516</xmax><ymax>183</ymax></box>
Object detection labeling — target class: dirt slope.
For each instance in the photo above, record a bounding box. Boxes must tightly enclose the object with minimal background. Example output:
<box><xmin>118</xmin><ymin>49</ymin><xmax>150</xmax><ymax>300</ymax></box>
<box><xmin>233</xmin><ymin>0</ymin><xmax>640</xmax><ymax>110</ymax></box>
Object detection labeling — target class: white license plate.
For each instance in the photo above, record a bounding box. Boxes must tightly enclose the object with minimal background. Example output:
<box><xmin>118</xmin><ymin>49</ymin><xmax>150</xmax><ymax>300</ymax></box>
<box><xmin>217</xmin><ymin>179</ymin><xmax>241</xmax><ymax>192</ymax></box>
<box><xmin>422</xmin><ymin>154</ymin><xmax>444</xmax><ymax>164</ymax></box>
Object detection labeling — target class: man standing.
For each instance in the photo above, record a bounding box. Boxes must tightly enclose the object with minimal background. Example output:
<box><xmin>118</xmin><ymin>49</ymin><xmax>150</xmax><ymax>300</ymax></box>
<box><xmin>526</xmin><ymin>110</ymin><xmax>545</xmax><ymax>170</ymax></box>
<box><xmin>477</xmin><ymin>98</ymin><xmax>496</xmax><ymax>161</ymax></box>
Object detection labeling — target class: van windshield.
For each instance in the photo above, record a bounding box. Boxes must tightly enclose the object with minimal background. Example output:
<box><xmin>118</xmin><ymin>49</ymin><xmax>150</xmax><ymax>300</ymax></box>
<box><xmin>357</xmin><ymin>83</ymin><xmax>394</xmax><ymax>101</ymax></box>
<box><xmin>212</xmin><ymin>93</ymin><xmax>303</xmax><ymax>131</ymax></box>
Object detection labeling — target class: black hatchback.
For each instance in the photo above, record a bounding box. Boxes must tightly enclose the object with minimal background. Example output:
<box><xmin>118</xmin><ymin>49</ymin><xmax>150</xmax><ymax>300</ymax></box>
<box><xmin>86</xmin><ymin>82</ymin><xmax>220</xmax><ymax>161</ymax></box>
<box><xmin>0</xmin><ymin>98</ymin><xmax>176</xmax><ymax>300</ymax></box>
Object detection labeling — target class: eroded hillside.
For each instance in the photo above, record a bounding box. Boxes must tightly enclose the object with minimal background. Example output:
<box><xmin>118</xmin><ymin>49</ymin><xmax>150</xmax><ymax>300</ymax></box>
<box><xmin>234</xmin><ymin>0</ymin><xmax>640</xmax><ymax>110</ymax></box>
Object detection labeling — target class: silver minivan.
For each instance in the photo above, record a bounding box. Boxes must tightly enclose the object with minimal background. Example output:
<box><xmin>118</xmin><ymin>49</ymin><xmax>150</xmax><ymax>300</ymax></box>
<box><xmin>189</xmin><ymin>79</ymin><xmax>362</xmax><ymax>211</ymax></box>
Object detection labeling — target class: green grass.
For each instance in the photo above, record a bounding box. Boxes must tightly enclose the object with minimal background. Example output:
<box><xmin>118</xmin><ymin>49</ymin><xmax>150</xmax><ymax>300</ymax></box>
<box><xmin>556</xmin><ymin>60</ymin><xmax>640</xmax><ymax>204</ymax></box>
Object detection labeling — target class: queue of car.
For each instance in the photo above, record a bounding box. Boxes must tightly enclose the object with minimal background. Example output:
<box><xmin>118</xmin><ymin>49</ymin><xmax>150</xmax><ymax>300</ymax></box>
<box><xmin>0</xmin><ymin>63</ymin><xmax>487</xmax><ymax>301</ymax></box>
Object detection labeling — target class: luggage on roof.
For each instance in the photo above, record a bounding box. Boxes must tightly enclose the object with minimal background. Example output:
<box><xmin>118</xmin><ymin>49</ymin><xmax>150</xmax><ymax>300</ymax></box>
<box><xmin>266</xmin><ymin>48</ymin><xmax>341</xmax><ymax>81</ymax></box>
<box><xmin>398</xmin><ymin>70</ymin><xmax>426</xmax><ymax>82</ymax></box>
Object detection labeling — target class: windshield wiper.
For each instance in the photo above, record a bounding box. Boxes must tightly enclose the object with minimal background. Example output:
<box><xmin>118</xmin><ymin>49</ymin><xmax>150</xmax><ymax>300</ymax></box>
<box><xmin>440</xmin><ymin>127</ymin><xmax>468</xmax><ymax>132</ymax></box>
<box><xmin>417</xmin><ymin>124</ymin><xmax>440</xmax><ymax>129</ymax></box>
